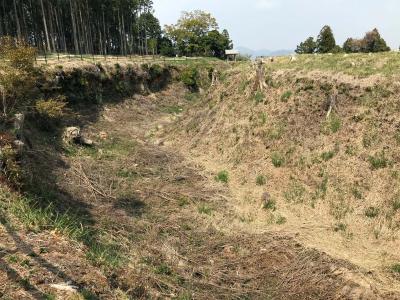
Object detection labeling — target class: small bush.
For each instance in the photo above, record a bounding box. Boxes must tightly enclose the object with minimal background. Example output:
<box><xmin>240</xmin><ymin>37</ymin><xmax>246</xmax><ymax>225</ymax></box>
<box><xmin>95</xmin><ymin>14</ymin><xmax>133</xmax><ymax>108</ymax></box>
<box><xmin>256</xmin><ymin>175</ymin><xmax>266</xmax><ymax>186</ymax></box>
<box><xmin>35</xmin><ymin>96</ymin><xmax>67</xmax><ymax>119</ymax></box>
<box><xmin>280</xmin><ymin>90</ymin><xmax>292</xmax><ymax>102</ymax></box>
<box><xmin>368</xmin><ymin>152</ymin><xmax>388</xmax><ymax>170</ymax></box>
<box><xmin>0</xmin><ymin>37</ymin><xmax>36</xmax><ymax>70</ymax></box>
<box><xmin>180</xmin><ymin>66</ymin><xmax>199</xmax><ymax>91</ymax></box>
<box><xmin>271</xmin><ymin>152</ymin><xmax>285</xmax><ymax>167</ymax></box>
<box><xmin>365</xmin><ymin>206</ymin><xmax>379</xmax><ymax>218</ymax></box>
<box><xmin>215</xmin><ymin>170</ymin><xmax>229</xmax><ymax>183</ymax></box>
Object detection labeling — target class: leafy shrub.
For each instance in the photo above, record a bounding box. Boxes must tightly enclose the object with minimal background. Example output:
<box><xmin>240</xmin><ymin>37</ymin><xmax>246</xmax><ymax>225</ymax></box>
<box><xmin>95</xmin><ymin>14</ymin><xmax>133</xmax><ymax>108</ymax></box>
<box><xmin>0</xmin><ymin>37</ymin><xmax>36</xmax><ymax>71</ymax></box>
<box><xmin>256</xmin><ymin>175</ymin><xmax>266</xmax><ymax>186</ymax></box>
<box><xmin>365</xmin><ymin>206</ymin><xmax>379</xmax><ymax>218</ymax></box>
<box><xmin>35</xmin><ymin>96</ymin><xmax>66</xmax><ymax>119</ymax></box>
<box><xmin>0</xmin><ymin>37</ymin><xmax>38</xmax><ymax>118</ymax></box>
<box><xmin>271</xmin><ymin>152</ymin><xmax>285</xmax><ymax>167</ymax></box>
<box><xmin>215</xmin><ymin>170</ymin><xmax>229</xmax><ymax>183</ymax></box>
<box><xmin>180</xmin><ymin>66</ymin><xmax>199</xmax><ymax>91</ymax></box>
<box><xmin>0</xmin><ymin>145</ymin><xmax>21</xmax><ymax>185</ymax></box>
<box><xmin>280</xmin><ymin>90</ymin><xmax>292</xmax><ymax>102</ymax></box>
<box><xmin>368</xmin><ymin>151</ymin><xmax>388</xmax><ymax>170</ymax></box>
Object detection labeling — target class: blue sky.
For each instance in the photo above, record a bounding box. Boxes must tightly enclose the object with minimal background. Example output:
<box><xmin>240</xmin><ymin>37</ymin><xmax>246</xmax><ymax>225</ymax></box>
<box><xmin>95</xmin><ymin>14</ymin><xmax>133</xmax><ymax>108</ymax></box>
<box><xmin>153</xmin><ymin>0</ymin><xmax>400</xmax><ymax>51</ymax></box>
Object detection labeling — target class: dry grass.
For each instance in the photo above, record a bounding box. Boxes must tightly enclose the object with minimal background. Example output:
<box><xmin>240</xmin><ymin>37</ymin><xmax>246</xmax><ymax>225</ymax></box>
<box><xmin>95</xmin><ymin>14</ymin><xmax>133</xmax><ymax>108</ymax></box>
<box><xmin>170</xmin><ymin>56</ymin><xmax>400</xmax><ymax>296</ymax></box>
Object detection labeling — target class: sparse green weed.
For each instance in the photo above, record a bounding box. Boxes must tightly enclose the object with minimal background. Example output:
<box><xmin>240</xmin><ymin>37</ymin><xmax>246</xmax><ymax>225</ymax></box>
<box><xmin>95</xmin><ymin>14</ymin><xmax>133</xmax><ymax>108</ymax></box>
<box><xmin>368</xmin><ymin>152</ymin><xmax>388</xmax><ymax>170</ymax></box>
<box><xmin>365</xmin><ymin>206</ymin><xmax>379</xmax><ymax>218</ymax></box>
<box><xmin>271</xmin><ymin>152</ymin><xmax>285</xmax><ymax>167</ymax></box>
<box><xmin>198</xmin><ymin>204</ymin><xmax>213</xmax><ymax>215</ymax></box>
<box><xmin>280</xmin><ymin>90</ymin><xmax>292</xmax><ymax>102</ymax></box>
<box><xmin>215</xmin><ymin>170</ymin><xmax>229</xmax><ymax>183</ymax></box>
<box><xmin>323</xmin><ymin>113</ymin><xmax>341</xmax><ymax>134</ymax></box>
<box><xmin>351</xmin><ymin>187</ymin><xmax>363</xmax><ymax>200</ymax></box>
<box><xmin>253</xmin><ymin>91</ymin><xmax>265</xmax><ymax>104</ymax></box>
<box><xmin>263</xmin><ymin>199</ymin><xmax>276</xmax><ymax>211</ymax></box>
<box><xmin>155</xmin><ymin>263</ymin><xmax>172</xmax><ymax>275</ymax></box>
<box><xmin>321</xmin><ymin>151</ymin><xmax>335</xmax><ymax>161</ymax></box>
<box><xmin>256</xmin><ymin>175</ymin><xmax>266</xmax><ymax>186</ymax></box>
<box><xmin>333</xmin><ymin>222</ymin><xmax>347</xmax><ymax>232</ymax></box>
<box><xmin>276</xmin><ymin>215</ymin><xmax>287</xmax><ymax>225</ymax></box>
<box><xmin>284</xmin><ymin>181</ymin><xmax>305</xmax><ymax>203</ymax></box>
<box><xmin>391</xmin><ymin>264</ymin><xmax>400</xmax><ymax>274</ymax></box>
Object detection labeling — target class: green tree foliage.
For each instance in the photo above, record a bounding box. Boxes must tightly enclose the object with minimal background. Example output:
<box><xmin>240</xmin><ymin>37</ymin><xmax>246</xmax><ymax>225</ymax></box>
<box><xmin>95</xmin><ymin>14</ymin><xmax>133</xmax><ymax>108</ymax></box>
<box><xmin>0</xmin><ymin>37</ymin><xmax>37</xmax><ymax>118</ymax></box>
<box><xmin>295</xmin><ymin>37</ymin><xmax>317</xmax><ymax>54</ymax></box>
<box><xmin>343</xmin><ymin>29</ymin><xmax>390</xmax><ymax>53</ymax></box>
<box><xmin>316</xmin><ymin>25</ymin><xmax>336</xmax><ymax>53</ymax></box>
<box><xmin>158</xmin><ymin>37</ymin><xmax>175</xmax><ymax>57</ymax></box>
<box><xmin>165</xmin><ymin>10</ymin><xmax>232</xmax><ymax>58</ymax></box>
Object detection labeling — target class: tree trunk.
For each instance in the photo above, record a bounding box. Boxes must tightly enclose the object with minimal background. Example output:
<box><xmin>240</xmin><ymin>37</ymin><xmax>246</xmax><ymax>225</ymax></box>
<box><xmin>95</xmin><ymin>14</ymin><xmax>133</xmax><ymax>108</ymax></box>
<box><xmin>69</xmin><ymin>0</ymin><xmax>79</xmax><ymax>54</ymax></box>
<box><xmin>40</xmin><ymin>0</ymin><xmax>51</xmax><ymax>52</ymax></box>
<box><xmin>13</xmin><ymin>0</ymin><xmax>22</xmax><ymax>39</ymax></box>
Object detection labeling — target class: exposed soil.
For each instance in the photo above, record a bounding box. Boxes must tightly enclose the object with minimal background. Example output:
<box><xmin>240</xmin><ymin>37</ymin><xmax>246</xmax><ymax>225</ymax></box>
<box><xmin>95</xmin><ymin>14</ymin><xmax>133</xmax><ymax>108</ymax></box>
<box><xmin>1</xmin><ymin>79</ymin><xmax>399</xmax><ymax>299</ymax></box>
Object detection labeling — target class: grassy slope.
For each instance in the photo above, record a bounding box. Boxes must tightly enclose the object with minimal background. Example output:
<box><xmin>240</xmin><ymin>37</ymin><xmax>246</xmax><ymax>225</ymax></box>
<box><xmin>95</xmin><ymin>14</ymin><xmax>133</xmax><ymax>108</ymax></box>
<box><xmin>170</xmin><ymin>53</ymin><xmax>400</xmax><ymax>294</ymax></box>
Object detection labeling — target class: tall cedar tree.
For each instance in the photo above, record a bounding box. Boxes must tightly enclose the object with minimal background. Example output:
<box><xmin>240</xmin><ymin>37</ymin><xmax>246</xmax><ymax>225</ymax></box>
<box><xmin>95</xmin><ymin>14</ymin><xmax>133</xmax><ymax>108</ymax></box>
<box><xmin>316</xmin><ymin>25</ymin><xmax>336</xmax><ymax>53</ymax></box>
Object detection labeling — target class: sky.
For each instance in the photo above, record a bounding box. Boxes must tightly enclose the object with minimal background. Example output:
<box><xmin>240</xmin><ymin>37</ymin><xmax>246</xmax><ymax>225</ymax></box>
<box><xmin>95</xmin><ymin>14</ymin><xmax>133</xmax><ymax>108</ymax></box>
<box><xmin>153</xmin><ymin>0</ymin><xmax>400</xmax><ymax>51</ymax></box>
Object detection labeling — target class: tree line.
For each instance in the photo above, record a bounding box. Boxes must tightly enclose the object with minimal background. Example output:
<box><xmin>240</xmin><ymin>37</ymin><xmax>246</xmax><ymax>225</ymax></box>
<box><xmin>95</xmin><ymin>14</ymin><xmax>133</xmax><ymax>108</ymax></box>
<box><xmin>1</xmin><ymin>0</ymin><xmax>163</xmax><ymax>56</ymax></box>
<box><xmin>296</xmin><ymin>26</ymin><xmax>391</xmax><ymax>54</ymax></box>
<box><xmin>0</xmin><ymin>1</ymin><xmax>232</xmax><ymax>59</ymax></box>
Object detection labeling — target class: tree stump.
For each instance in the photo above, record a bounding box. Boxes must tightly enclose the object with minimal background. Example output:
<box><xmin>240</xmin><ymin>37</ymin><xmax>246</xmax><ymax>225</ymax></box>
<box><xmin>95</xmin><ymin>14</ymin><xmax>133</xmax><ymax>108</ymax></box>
<box><xmin>253</xmin><ymin>60</ymin><xmax>267</xmax><ymax>92</ymax></box>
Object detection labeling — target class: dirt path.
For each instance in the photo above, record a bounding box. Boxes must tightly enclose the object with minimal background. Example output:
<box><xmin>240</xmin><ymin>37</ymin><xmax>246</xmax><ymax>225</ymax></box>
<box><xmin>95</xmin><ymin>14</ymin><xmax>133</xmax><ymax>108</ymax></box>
<box><xmin>1</xmin><ymin>84</ymin><xmax>399</xmax><ymax>299</ymax></box>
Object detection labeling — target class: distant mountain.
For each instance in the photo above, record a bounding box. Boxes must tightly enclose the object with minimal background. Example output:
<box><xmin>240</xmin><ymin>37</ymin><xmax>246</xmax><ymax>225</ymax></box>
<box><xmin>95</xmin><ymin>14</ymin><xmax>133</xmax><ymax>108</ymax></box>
<box><xmin>236</xmin><ymin>46</ymin><xmax>294</xmax><ymax>58</ymax></box>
